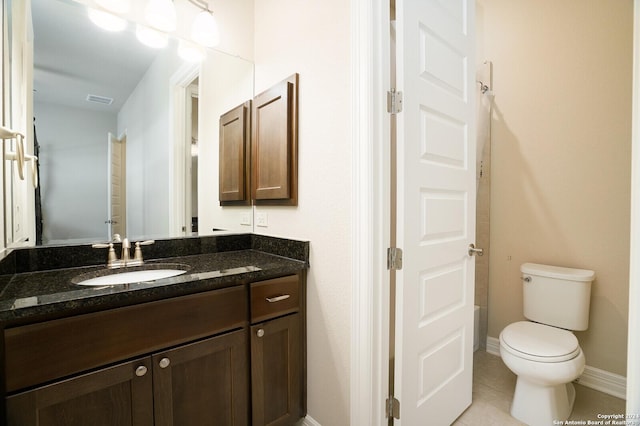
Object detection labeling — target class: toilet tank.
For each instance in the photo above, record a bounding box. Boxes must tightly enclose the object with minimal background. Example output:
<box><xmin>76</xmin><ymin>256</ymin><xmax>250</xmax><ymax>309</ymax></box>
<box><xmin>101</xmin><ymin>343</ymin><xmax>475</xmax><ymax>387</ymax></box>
<box><xmin>521</xmin><ymin>263</ymin><xmax>595</xmax><ymax>331</ymax></box>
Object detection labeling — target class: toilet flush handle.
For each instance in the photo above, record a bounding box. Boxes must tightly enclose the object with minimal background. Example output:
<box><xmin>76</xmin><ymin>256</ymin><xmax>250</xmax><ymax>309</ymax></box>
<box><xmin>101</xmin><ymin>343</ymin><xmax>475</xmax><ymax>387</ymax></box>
<box><xmin>468</xmin><ymin>244</ymin><xmax>484</xmax><ymax>256</ymax></box>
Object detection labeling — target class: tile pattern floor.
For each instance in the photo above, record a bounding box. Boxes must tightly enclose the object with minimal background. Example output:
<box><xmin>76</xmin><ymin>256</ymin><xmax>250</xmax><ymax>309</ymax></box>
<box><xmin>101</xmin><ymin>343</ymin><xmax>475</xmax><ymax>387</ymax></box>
<box><xmin>453</xmin><ymin>350</ymin><xmax>626</xmax><ymax>426</ymax></box>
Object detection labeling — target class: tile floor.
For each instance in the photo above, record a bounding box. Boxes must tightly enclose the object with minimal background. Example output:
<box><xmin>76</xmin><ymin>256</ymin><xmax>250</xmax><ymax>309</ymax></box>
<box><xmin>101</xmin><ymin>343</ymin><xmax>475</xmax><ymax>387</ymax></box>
<box><xmin>453</xmin><ymin>350</ymin><xmax>626</xmax><ymax>426</ymax></box>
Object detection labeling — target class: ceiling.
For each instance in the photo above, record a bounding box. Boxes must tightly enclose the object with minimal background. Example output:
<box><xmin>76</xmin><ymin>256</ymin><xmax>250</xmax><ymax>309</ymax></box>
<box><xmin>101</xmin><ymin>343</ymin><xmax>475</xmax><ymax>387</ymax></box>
<box><xmin>31</xmin><ymin>0</ymin><xmax>161</xmax><ymax>113</ymax></box>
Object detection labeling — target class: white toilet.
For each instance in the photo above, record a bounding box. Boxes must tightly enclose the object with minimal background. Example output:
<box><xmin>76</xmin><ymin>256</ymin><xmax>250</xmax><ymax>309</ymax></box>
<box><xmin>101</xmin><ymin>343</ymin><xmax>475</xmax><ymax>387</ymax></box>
<box><xmin>499</xmin><ymin>263</ymin><xmax>595</xmax><ymax>426</ymax></box>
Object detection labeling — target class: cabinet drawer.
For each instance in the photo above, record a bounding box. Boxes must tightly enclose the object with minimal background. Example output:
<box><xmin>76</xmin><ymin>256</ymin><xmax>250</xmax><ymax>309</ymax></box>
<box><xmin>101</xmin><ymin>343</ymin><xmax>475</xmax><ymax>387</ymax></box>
<box><xmin>5</xmin><ymin>286</ymin><xmax>247</xmax><ymax>393</ymax></box>
<box><xmin>250</xmin><ymin>275</ymin><xmax>299</xmax><ymax>323</ymax></box>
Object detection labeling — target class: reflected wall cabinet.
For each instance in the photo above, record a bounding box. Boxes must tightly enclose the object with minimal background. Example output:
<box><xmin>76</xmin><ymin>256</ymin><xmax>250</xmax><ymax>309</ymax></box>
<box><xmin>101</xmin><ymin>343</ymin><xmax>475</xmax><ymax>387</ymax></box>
<box><xmin>252</xmin><ymin>74</ymin><xmax>299</xmax><ymax>206</ymax></box>
<box><xmin>219</xmin><ymin>101</ymin><xmax>251</xmax><ymax>205</ymax></box>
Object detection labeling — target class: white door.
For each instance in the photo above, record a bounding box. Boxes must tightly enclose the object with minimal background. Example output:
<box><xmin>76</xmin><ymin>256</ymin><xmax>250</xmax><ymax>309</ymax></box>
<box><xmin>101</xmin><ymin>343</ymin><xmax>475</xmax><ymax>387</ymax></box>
<box><xmin>394</xmin><ymin>0</ymin><xmax>476</xmax><ymax>424</ymax></box>
<box><xmin>108</xmin><ymin>133</ymin><xmax>126</xmax><ymax>239</ymax></box>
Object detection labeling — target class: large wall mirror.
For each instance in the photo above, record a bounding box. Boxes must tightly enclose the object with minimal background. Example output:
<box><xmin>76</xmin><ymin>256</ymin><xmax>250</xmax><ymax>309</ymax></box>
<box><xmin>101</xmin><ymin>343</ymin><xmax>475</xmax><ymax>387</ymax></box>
<box><xmin>5</xmin><ymin>0</ymin><xmax>254</xmax><ymax>247</ymax></box>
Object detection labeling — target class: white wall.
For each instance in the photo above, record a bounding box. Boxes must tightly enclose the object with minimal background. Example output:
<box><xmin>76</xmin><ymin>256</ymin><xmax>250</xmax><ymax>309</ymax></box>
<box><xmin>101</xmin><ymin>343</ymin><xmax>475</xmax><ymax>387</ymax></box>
<box><xmin>34</xmin><ymin>102</ymin><xmax>115</xmax><ymax>244</ymax></box>
<box><xmin>117</xmin><ymin>48</ymin><xmax>184</xmax><ymax>240</ymax></box>
<box><xmin>253</xmin><ymin>0</ymin><xmax>352</xmax><ymax>424</ymax></box>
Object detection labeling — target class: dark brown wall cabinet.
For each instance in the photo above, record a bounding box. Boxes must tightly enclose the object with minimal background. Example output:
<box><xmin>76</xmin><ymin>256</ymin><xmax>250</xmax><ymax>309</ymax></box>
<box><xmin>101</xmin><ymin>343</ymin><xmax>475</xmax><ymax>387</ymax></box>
<box><xmin>219</xmin><ymin>101</ymin><xmax>251</xmax><ymax>205</ymax></box>
<box><xmin>252</xmin><ymin>74</ymin><xmax>299</xmax><ymax>205</ymax></box>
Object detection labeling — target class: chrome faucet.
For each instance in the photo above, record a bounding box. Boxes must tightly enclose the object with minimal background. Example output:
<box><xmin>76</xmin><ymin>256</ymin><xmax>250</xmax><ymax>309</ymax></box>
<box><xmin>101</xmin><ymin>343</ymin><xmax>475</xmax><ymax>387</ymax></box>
<box><xmin>92</xmin><ymin>238</ymin><xmax>155</xmax><ymax>269</ymax></box>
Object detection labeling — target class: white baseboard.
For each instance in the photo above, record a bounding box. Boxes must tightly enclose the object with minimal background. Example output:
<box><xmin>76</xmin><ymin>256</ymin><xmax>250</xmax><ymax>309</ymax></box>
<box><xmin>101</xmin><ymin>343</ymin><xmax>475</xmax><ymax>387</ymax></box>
<box><xmin>486</xmin><ymin>336</ymin><xmax>500</xmax><ymax>356</ymax></box>
<box><xmin>484</xmin><ymin>336</ymin><xmax>626</xmax><ymax>400</ymax></box>
<box><xmin>297</xmin><ymin>415</ymin><xmax>322</xmax><ymax>426</ymax></box>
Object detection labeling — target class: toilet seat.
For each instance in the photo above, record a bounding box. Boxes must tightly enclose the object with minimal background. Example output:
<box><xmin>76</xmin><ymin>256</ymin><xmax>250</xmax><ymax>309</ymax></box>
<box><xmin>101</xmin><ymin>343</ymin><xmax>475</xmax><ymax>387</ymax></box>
<box><xmin>500</xmin><ymin>321</ymin><xmax>581</xmax><ymax>362</ymax></box>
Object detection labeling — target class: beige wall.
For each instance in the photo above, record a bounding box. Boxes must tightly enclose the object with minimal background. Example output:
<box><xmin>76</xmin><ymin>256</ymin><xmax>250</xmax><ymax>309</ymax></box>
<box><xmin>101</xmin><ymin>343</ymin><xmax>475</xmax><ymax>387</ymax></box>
<box><xmin>253</xmin><ymin>0</ymin><xmax>352</xmax><ymax>425</ymax></box>
<box><xmin>479</xmin><ymin>0</ymin><xmax>633</xmax><ymax>376</ymax></box>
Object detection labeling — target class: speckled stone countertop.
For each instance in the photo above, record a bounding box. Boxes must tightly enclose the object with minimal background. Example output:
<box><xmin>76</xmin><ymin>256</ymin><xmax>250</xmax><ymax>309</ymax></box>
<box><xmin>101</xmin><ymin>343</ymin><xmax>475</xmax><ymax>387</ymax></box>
<box><xmin>0</xmin><ymin>234</ymin><xmax>309</xmax><ymax>326</ymax></box>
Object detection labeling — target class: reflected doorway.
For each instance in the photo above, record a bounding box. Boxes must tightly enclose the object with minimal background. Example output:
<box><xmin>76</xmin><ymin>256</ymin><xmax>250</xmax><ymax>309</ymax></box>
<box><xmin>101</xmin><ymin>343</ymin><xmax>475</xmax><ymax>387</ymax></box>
<box><xmin>186</xmin><ymin>79</ymin><xmax>199</xmax><ymax>235</ymax></box>
<box><xmin>108</xmin><ymin>132</ymin><xmax>126</xmax><ymax>240</ymax></box>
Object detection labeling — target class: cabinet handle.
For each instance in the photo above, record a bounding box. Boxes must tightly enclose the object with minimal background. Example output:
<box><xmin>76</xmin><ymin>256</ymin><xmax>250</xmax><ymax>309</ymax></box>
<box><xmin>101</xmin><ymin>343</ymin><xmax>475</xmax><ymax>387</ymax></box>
<box><xmin>159</xmin><ymin>357</ymin><xmax>171</xmax><ymax>369</ymax></box>
<box><xmin>135</xmin><ymin>365</ymin><xmax>148</xmax><ymax>377</ymax></box>
<box><xmin>265</xmin><ymin>294</ymin><xmax>290</xmax><ymax>303</ymax></box>
<box><xmin>257</xmin><ymin>329</ymin><xmax>265</xmax><ymax>338</ymax></box>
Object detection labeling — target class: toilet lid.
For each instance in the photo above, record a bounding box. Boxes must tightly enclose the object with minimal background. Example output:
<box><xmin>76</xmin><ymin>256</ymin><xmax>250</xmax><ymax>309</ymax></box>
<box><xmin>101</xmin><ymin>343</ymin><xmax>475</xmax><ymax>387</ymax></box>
<box><xmin>500</xmin><ymin>321</ymin><xmax>580</xmax><ymax>362</ymax></box>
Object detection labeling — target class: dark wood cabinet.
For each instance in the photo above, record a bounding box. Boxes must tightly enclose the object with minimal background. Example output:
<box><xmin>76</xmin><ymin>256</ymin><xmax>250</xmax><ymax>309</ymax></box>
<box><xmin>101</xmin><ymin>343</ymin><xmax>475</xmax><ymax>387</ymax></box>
<box><xmin>3</xmin><ymin>273</ymin><xmax>306</xmax><ymax>425</ymax></box>
<box><xmin>6</xmin><ymin>330</ymin><xmax>249</xmax><ymax>426</ymax></box>
<box><xmin>153</xmin><ymin>331</ymin><xmax>249</xmax><ymax>426</ymax></box>
<box><xmin>219</xmin><ymin>101</ymin><xmax>251</xmax><ymax>205</ymax></box>
<box><xmin>249</xmin><ymin>274</ymin><xmax>305</xmax><ymax>425</ymax></box>
<box><xmin>252</xmin><ymin>74</ymin><xmax>298</xmax><ymax>205</ymax></box>
<box><xmin>7</xmin><ymin>357</ymin><xmax>154</xmax><ymax>426</ymax></box>
<box><xmin>251</xmin><ymin>314</ymin><xmax>302</xmax><ymax>426</ymax></box>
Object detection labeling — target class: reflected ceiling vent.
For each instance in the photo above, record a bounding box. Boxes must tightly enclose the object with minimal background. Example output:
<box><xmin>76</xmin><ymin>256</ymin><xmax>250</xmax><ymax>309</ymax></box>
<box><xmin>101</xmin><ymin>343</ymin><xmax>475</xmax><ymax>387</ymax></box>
<box><xmin>86</xmin><ymin>94</ymin><xmax>114</xmax><ymax>105</ymax></box>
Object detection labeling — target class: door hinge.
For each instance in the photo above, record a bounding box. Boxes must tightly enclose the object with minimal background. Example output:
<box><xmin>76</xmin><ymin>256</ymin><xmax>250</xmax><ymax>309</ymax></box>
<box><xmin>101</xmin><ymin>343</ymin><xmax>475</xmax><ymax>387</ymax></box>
<box><xmin>386</xmin><ymin>396</ymin><xmax>400</xmax><ymax>419</ymax></box>
<box><xmin>387</xmin><ymin>247</ymin><xmax>403</xmax><ymax>270</ymax></box>
<box><xmin>387</xmin><ymin>89</ymin><xmax>403</xmax><ymax>114</ymax></box>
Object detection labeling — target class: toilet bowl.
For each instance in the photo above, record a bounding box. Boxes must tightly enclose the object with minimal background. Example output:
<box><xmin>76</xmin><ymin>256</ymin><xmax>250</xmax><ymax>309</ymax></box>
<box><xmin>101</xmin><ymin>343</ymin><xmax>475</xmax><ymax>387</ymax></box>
<box><xmin>500</xmin><ymin>321</ymin><xmax>585</xmax><ymax>425</ymax></box>
<box><xmin>499</xmin><ymin>263</ymin><xmax>594</xmax><ymax>426</ymax></box>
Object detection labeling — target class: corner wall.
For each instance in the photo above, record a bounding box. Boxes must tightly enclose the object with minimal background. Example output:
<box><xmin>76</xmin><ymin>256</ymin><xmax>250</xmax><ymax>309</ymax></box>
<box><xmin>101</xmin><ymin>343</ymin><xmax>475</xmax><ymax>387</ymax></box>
<box><xmin>253</xmin><ymin>0</ymin><xmax>352</xmax><ymax>424</ymax></box>
<box><xmin>479</xmin><ymin>0</ymin><xmax>633</xmax><ymax>376</ymax></box>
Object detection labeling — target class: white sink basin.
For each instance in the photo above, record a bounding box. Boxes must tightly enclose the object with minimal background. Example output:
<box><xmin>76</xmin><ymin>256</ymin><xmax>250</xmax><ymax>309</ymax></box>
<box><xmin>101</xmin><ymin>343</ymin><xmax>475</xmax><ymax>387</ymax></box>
<box><xmin>76</xmin><ymin>268</ymin><xmax>187</xmax><ymax>286</ymax></box>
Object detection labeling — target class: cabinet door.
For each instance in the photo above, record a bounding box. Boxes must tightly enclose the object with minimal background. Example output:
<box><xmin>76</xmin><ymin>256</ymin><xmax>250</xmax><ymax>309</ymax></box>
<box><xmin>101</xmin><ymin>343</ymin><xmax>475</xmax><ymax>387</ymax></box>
<box><xmin>6</xmin><ymin>357</ymin><xmax>153</xmax><ymax>426</ymax></box>
<box><xmin>219</xmin><ymin>101</ymin><xmax>251</xmax><ymax>205</ymax></box>
<box><xmin>153</xmin><ymin>329</ymin><xmax>249</xmax><ymax>426</ymax></box>
<box><xmin>251</xmin><ymin>314</ymin><xmax>302</xmax><ymax>426</ymax></box>
<box><xmin>252</xmin><ymin>74</ymin><xmax>298</xmax><ymax>205</ymax></box>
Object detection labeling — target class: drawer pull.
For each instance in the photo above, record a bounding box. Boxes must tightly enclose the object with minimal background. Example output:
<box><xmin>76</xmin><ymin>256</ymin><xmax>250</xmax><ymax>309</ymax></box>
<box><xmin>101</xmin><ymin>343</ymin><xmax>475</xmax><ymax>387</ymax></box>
<box><xmin>159</xmin><ymin>357</ymin><xmax>171</xmax><ymax>369</ymax></box>
<box><xmin>265</xmin><ymin>294</ymin><xmax>291</xmax><ymax>303</ymax></box>
<box><xmin>135</xmin><ymin>366</ymin><xmax>148</xmax><ymax>377</ymax></box>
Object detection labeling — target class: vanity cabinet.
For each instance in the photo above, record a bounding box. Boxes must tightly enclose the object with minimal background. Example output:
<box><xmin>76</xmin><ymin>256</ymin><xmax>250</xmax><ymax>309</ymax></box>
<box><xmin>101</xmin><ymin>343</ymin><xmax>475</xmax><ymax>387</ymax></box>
<box><xmin>4</xmin><ymin>287</ymin><xmax>249</xmax><ymax>426</ymax></box>
<box><xmin>249</xmin><ymin>274</ymin><xmax>305</xmax><ymax>425</ymax></box>
<box><xmin>2</xmin><ymin>271</ymin><xmax>307</xmax><ymax>425</ymax></box>
<box><xmin>6</xmin><ymin>330</ymin><xmax>248</xmax><ymax>426</ymax></box>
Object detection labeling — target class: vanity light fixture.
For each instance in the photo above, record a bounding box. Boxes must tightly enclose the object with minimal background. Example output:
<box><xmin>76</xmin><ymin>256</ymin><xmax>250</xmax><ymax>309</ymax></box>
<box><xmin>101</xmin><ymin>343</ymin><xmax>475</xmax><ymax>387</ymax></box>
<box><xmin>136</xmin><ymin>24</ymin><xmax>169</xmax><ymax>49</ymax></box>
<box><xmin>88</xmin><ymin>8</ymin><xmax>128</xmax><ymax>32</ymax></box>
<box><xmin>144</xmin><ymin>0</ymin><xmax>177</xmax><ymax>33</ymax></box>
<box><xmin>190</xmin><ymin>3</ymin><xmax>220</xmax><ymax>47</ymax></box>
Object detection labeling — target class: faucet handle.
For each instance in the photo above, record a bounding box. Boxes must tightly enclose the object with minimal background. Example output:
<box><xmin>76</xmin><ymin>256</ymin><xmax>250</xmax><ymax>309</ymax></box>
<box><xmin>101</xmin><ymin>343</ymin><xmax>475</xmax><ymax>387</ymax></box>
<box><xmin>132</xmin><ymin>240</ymin><xmax>155</xmax><ymax>264</ymax></box>
<box><xmin>92</xmin><ymin>242</ymin><xmax>118</xmax><ymax>267</ymax></box>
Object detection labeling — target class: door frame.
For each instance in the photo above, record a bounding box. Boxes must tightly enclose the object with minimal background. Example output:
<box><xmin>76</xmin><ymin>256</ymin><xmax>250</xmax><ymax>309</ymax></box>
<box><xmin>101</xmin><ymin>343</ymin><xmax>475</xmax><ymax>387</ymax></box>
<box><xmin>169</xmin><ymin>63</ymin><xmax>200</xmax><ymax>237</ymax></box>
<box><xmin>351</xmin><ymin>0</ymin><xmax>640</xmax><ymax>423</ymax></box>
<box><xmin>350</xmin><ymin>0</ymin><xmax>391</xmax><ymax>424</ymax></box>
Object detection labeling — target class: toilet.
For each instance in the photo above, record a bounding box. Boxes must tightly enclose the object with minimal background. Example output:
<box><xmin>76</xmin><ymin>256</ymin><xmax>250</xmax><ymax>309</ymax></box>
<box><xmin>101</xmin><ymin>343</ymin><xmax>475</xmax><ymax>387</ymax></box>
<box><xmin>499</xmin><ymin>263</ymin><xmax>595</xmax><ymax>426</ymax></box>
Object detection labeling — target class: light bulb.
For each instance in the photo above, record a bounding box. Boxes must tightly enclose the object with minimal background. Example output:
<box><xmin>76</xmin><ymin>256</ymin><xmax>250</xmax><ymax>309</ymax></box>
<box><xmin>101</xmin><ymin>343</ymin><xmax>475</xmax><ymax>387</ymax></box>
<box><xmin>95</xmin><ymin>0</ymin><xmax>131</xmax><ymax>14</ymax></box>
<box><xmin>136</xmin><ymin>24</ymin><xmax>169</xmax><ymax>49</ymax></box>
<box><xmin>145</xmin><ymin>0</ymin><xmax>177</xmax><ymax>33</ymax></box>
<box><xmin>88</xmin><ymin>9</ymin><xmax>127</xmax><ymax>32</ymax></box>
<box><xmin>178</xmin><ymin>40</ymin><xmax>206</xmax><ymax>63</ymax></box>
<box><xmin>191</xmin><ymin>10</ymin><xmax>219</xmax><ymax>47</ymax></box>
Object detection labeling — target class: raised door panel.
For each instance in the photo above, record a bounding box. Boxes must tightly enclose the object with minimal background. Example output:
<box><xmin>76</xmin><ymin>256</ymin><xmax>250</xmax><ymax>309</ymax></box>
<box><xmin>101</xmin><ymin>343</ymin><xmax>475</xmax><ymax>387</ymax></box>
<box><xmin>153</xmin><ymin>330</ymin><xmax>249</xmax><ymax>426</ymax></box>
<box><xmin>219</xmin><ymin>102</ymin><xmax>251</xmax><ymax>205</ymax></box>
<box><xmin>6</xmin><ymin>357</ymin><xmax>153</xmax><ymax>426</ymax></box>
<box><xmin>250</xmin><ymin>314</ymin><xmax>302</xmax><ymax>426</ymax></box>
<box><xmin>252</xmin><ymin>74</ymin><xmax>298</xmax><ymax>205</ymax></box>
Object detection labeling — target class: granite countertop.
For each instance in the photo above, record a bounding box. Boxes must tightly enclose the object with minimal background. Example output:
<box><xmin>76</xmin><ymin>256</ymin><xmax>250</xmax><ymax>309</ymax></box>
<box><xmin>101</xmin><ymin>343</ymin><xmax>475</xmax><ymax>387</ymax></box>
<box><xmin>0</xmin><ymin>249</ymin><xmax>307</xmax><ymax>325</ymax></box>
